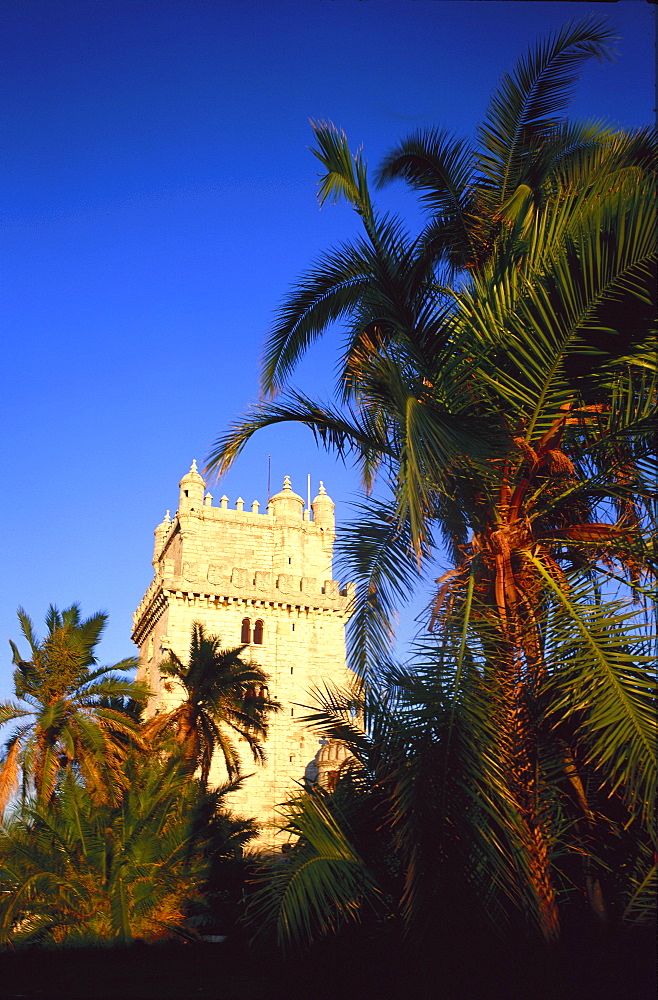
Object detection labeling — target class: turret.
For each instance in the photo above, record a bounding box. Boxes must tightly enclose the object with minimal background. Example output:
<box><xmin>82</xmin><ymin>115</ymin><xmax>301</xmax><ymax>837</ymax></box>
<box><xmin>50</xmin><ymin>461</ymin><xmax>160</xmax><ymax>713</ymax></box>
<box><xmin>153</xmin><ymin>510</ymin><xmax>171</xmax><ymax>562</ymax></box>
<box><xmin>311</xmin><ymin>481</ymin><xmax>335</xmax><ymax>531</ymax></box>
<box><xmin>269</xmin><ymin>476</ymin><xmax>304</xmax><ymax>526</ymax></box>
<box><xmin>178</xmin><ymin>459</ymin><xmax>205</xmax><ymax>514</ymax></box>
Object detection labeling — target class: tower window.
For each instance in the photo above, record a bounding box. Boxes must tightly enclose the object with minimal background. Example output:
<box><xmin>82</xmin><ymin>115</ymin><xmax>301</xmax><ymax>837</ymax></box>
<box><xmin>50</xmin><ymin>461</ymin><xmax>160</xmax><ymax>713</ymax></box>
<box><xmin>245</xmin><ymin>685</ymin><xmax>266</xmax><ymax>701</ymax></box>
<box><xmin>241</xmin><ymin>618</ymin><xmax>251</xmax><ymax>644</ymax></box>
<box><xmin>254</xmin><ymin>619</ymin><xmax>264</xmax><ymax>644</ymax></box>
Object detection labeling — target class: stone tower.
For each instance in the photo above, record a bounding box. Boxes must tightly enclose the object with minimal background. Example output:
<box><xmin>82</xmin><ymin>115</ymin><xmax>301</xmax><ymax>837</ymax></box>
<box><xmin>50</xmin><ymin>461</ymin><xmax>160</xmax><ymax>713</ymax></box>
<box><xmin>132</xmin><ymin>462</ymin><xmax>353</xmax><ymax>843</ymax></box>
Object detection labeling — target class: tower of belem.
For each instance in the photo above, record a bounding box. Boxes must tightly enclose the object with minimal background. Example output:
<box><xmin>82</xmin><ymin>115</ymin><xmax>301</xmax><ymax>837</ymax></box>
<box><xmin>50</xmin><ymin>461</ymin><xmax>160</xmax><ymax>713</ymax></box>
<box><xmin>132</xmin><ymin>462</ymin><xmax>353</xmax><ymax>843</ymax></box>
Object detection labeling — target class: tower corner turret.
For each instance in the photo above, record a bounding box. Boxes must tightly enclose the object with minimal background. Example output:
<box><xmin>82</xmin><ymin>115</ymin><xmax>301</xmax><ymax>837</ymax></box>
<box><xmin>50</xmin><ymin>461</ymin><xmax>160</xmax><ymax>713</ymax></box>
<box><xmin>311</xmin><ymin>481</ymin><xmax>335</xmax><ymax>530</ymax></box>
<box><xmin>178</xmin><ymin>459</ymin><xmax>205</xmax><ymax>514</ymax></box>
<box><xmin>153</xmin><ymin>510</ymin><xmax>171</xmax><ymax>563</ymax></box>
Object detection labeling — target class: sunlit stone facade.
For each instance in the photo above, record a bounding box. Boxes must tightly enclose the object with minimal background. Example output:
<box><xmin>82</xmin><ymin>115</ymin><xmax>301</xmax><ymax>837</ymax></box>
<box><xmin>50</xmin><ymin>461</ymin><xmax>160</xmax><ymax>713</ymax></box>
<box><xmin>132</xmin><ymin>462</ymin><xmax>353</xmax><ymax>844</ymax></box>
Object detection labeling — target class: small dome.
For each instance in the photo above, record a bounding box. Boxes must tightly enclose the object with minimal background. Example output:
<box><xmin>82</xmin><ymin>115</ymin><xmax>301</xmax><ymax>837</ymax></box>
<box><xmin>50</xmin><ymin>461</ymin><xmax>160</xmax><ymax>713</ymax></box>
<box><xmin>317</xmin><ymin>740</ymin><xmax>348</xmax><ymax>766</ymax></box>
<box><xmin>156</xmin><ymin>510</ymin><xmax>171</xmax><ymax>529</ymax></box>
<box><xmin>153</xmin><ymin>510</ymin><xmax>172</xmax><ymax>560</ymax></box>
<box><xmin>270</xmin><ymin>475</ymin><xmax>304</xmax><ymax>505</ymax></box>
<box><xmin>312</xmin><ymin>481</ymin><xmax>333</xmax><ymax>505</ymax></box>
<box><xmin>179</xmin><ymin>459</ymin><xmax>205</xmax><ymax>488</ymax></box>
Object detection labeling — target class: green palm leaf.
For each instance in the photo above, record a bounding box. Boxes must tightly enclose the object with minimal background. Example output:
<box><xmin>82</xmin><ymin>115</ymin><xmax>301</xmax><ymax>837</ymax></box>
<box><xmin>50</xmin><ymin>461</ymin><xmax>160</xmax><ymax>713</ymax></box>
<box><xmin>477</xmin><ymin>17</ymin><xmax>614</xmax><ymax>203</ymax></box>
<box><xmin>247</xmin><ymin>790</ymin><xmax>380</xmax><ymax>950</ymax></box>
<box><xmin>335</xmin><ymin>499</ymin><xmax>420</xmax><ymax>679</ymax></box>
<box><xmin>528</xmin><ymin>556</ymin><xmax>657</xmax><ymax>831</ymax></box>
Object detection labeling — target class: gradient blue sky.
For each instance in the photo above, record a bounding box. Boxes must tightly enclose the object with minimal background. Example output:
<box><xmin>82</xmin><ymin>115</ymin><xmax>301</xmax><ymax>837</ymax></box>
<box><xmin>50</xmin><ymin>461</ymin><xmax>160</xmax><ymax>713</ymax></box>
<box><xmin>1</xmin><ymin>0</ymin><xmax>655</xmax><ymax>697</ymax></box>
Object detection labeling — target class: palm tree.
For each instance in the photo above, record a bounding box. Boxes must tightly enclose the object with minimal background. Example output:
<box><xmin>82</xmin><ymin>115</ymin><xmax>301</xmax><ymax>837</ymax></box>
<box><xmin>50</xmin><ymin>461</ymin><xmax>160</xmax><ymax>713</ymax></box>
<box><xmin>0</xmin><ymin>755</ymin><xmax>257</xmax><ymax>946</ymax></box>
<box><xmin>244</xmin><ymin>680</ymin><xmax>407</xmax><ymax>952</ymax></box>
<box><xmin>0</xmin><ymin>605</ymin><xmax>147</xmax><ymax>814</ymax></box>
<box><xmin>144</xmin><ymin>623</ymin><xmax>278</xmax><ymax>786</ymax></box>
<box><xmin>207</xmin><ymin>20</ymin><xmax>656</xmax><ymax>946</ymax></box>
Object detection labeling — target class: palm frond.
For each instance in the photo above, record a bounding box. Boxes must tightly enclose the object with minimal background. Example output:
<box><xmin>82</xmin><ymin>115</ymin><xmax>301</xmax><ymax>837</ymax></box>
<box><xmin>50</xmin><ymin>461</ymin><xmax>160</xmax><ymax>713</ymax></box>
<box><xmin>247</xmin><ymin>789</ymin><xmax>380</xmax><ymax>950</ymax></box>
<box><xmin>335</xmin><ymin>499</ymin><xmax>420</xmax><ymax>679</ymax></box>
<box><xmin>622</xmin><ymin>859</ymin><xmax>657</xmax><ymax>927</ymax></box>
<box><xmin>0</xmin><ymin>739</ymin><xmax>22</xmax><ymax>816</ymax></box>
<box><xmin>528</xmin><ymin>556</ymin><xmax>657</xmax><ymax>831</ymax></box>
<box><xmin>310</xmin><ymin>120</ymin><xmax>373</xmax><ymax>220</ymax></box>
<box><xmin>477</xmin><ymin>16</ymin><xmax>614</xmax><ymax>203</ymax></box>
<box><xmin>206</xmin><ymin>390</ymin><xmax>395</xmax><ymax>484</ymax></box>
<box><xmin>262</xmin><ymin>239</ymin><xmax>373</xmax><ymax>394</ymax></box>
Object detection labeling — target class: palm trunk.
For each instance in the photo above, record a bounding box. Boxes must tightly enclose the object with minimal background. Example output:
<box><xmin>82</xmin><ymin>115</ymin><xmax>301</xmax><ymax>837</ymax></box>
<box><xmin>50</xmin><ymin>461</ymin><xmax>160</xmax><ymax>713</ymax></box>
<box><xmin>496</xmin><ymin>621</ymin><xmax>560</xmax><ymax>943</ymax></box>
<box><xmin>177</xmin><ymin>705</ymin><xmax>200</xmax><ymax>777</ymax></box>
<box><xmin>564</xmin><ymin>752</ymin><xmax>609</xmax><ymax>925</ymax></box>
<box><xmin>485</xmin><ymin>486</ymin><xmax>561</xmax><ymax>943</ymax></box>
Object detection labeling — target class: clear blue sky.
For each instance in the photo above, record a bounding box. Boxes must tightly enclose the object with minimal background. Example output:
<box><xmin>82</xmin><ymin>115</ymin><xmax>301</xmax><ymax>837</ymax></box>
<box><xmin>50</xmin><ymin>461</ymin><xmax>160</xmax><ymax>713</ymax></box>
<box><xmin>1</xmin><ymin>0</ymin><xmax>654</xmax><ymax>697</ymax></box>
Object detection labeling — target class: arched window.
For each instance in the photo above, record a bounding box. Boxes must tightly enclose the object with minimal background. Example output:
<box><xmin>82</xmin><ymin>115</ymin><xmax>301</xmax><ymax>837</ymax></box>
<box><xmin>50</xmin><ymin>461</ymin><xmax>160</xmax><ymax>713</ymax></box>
<box><xmin>245</xmin><ymin>685</ymin><xmax>266</xmax><ymax>702</ymax></box>
<box><xmin>241</xmin><ymin>618</ymin><xmax>251</xmax><ymax>644</ymax></box>
<box><xmin>254</xmin><ymin>619</ymin><xmax>264</xmax><ymax>644</ymax></box>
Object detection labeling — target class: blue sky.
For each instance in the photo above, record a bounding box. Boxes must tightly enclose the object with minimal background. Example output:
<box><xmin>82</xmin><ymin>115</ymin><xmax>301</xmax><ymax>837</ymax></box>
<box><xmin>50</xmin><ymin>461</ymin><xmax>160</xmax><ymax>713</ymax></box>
<box><xmin>1</xmin><ymin>0</ymin><xmax>654</xmax><ymax>697</ymax></box>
